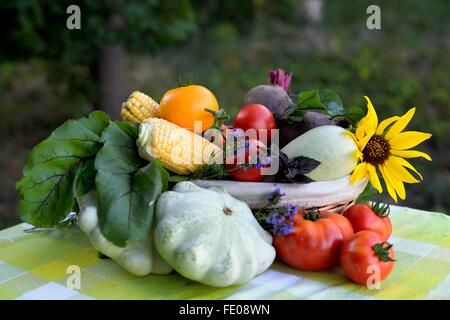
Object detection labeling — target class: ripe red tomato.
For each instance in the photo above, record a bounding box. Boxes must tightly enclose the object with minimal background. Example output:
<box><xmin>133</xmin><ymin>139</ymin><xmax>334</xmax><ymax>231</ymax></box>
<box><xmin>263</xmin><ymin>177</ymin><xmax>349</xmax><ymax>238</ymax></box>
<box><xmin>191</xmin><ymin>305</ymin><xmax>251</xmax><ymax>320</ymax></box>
<box><xmin>340</xmin><ymin>230</ymin><xmax>395</xmax><ymax>286</ymax></box>
<box><xmin>274</xmin><ymin>210</ymin><xmax>354</xmax><ymax>271</ymax></box>
<box><xmin>344</xmin><ymin>204</ymin><xmax>392</xmax><ymax>241</ymax></box>
<box><xmin>232</xmin><ymin>104</ymin><xmax>277</xmax><ymax>142</ymax></box>
<box><xmin>230</xmin><ymin>166</ymin><xmax>262</xmax><ymax>182</ymax></box>
<box><xmin>226</xmin><ymin>139</ymin><xmax>267</xmax><ymax>182</ymax></box>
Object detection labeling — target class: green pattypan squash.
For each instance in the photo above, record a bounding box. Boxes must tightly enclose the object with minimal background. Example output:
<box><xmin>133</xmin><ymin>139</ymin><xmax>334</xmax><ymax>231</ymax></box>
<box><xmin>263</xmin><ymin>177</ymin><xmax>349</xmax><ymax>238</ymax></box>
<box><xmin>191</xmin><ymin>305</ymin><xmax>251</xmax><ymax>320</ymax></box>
<box><xmin>154</xmin><ymin>181</ymin><xmax>276</xmax><ymax>287</ymax></box>
<box><xmin>77</xmin><ymin>192</ymin><xmax>172</xmax><ymax>276</ymax></box>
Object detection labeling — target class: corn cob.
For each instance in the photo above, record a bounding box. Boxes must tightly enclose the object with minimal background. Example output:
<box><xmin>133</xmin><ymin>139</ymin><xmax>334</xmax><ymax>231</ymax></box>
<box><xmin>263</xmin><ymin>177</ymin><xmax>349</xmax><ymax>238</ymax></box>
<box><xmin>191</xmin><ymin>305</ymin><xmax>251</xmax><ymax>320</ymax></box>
<box><xmin>121</xmin><ymin>91</ymin><xmax>160</xmax><ymax>123</ymax></box>
<box><xmin>137</xmin><ymin>118</ymin><xmax>222</xmax><ymax>175</ymax></box>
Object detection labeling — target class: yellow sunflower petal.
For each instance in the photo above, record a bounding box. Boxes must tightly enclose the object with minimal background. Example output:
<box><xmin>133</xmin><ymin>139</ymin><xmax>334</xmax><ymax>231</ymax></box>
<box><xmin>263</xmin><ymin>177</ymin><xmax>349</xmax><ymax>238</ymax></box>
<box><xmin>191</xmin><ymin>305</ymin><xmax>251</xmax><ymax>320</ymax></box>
<box><xmin>389</xmin><ymin>131</ymin><xmax>432</xmax><ymax>150</ymax></box>
<box><xmin>350</xmin><ymin>162</ymin><xmax>368</xmax><ymax>185</ymax></box>
<box><xmin>367</xmin><ymin>164</ymin><xmax>382</xmax><ymax>193</ymax></box>
<box><xmin>386</xmin><ymin>156</ymin><xmax>420</xmax><ymax>184</ymax></box>
<box><xmin>355</xmin><ymin>150</ymin><xmax>364</xmax><ymax>162</ymax></box>
<box><xmin>345</xmin><ymin>131</ymin><xmax>359</xmax><ymax>148</ymax></box>
<box><xmin>344</xmin><ymin>132</ymin><xmax>364</xmax><ymax>160</ymax></box>
<box><xmin>385</xmin><ymin>107</ymin><xmax>416</xmax><ymax>140</ymax></box>
<box><xmin>390</xmin><ymin>149</ymin><xmax>432</xmax><ymax>161</ymax></box>
<box><xmin>376</xmin><ymin>116</ymin><xmax>399</xmax><ymax>136</ymax></box>
<box><xmin>356</xmin><ymin>96</ymin><xmax>378</xmax><ymax>141</ymax></box>
<box><xmin>389</xmin><ymin>155</ymin><xmax>423</xmax><ymax>180</ymax></box>
<box><xmin>383</xmin><ymin>159</ymin><xmax>406</xmax><ymax>200</ymax></box>
<box><xmin>357</xmin><ymin>133</ymin><xmax>374</xmax><ymax>151</ymax></box>
<box><xmin>379</xmin><ymin>164</ymin><xmax>398</xmax><ymax>202</ymax></box>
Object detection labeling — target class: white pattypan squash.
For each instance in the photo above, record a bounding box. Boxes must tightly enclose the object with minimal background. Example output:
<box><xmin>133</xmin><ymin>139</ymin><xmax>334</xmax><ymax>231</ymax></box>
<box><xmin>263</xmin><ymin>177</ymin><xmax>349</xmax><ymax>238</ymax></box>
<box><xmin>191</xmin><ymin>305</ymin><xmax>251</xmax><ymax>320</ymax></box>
<box><xmin>77</xmin><ymin>192</ymin><xmax>172</xmax><ymax>276</ymax></box>
<box><xmin>154</xmin><ymin>181</ymin><xmax>276</xmax><ymax>287</ymax></box>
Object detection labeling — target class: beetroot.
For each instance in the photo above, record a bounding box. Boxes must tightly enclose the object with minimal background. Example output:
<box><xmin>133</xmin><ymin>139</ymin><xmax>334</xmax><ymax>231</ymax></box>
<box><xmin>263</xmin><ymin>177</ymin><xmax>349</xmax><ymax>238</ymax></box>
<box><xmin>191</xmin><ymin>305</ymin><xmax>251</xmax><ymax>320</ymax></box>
<box><xmin>244</xmin><ymin>85</ymin><xmax>292</xmax><ymax>119</ymax></box>
<box><xmin>269</xmin><ymin>69</ymin><xmax>292</xmax><ymax>93</ymax></box>
<box><xmin>243</xmin><ymin>69</ymin><xmax>293</xmax><ymax>119</ymax></box>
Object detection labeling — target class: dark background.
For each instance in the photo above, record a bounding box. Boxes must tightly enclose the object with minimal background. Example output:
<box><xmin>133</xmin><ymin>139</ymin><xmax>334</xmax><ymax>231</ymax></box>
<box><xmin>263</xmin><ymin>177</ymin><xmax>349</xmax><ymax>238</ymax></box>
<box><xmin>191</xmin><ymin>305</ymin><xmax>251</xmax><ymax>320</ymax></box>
<box><xmin>1</xmin><ymin>0</ymin><xmax>449</xmax><ymax>229</ymax></box>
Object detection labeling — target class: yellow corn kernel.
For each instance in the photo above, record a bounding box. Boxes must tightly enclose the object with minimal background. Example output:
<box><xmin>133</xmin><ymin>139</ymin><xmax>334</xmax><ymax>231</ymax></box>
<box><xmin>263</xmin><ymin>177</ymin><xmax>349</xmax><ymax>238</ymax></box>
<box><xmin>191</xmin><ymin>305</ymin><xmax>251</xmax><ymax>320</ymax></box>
<box><xmin>137</xmin><ymin>118</ymin><xmax>222</xmax><ymax>175</ymax></box>
<box><xmin>121</xmin><ymin>91</ymin><xmax>160</xmax><ymax>123</ymax></box>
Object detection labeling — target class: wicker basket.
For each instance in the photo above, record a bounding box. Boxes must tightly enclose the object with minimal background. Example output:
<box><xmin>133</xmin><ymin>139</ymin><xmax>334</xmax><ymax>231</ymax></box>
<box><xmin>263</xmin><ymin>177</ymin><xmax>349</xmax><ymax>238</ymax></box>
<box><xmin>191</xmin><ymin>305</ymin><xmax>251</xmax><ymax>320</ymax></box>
<box><xmin>192</xmin><ymin>176</ymin><xmax>368</xmax><ymax>214</ymax></box>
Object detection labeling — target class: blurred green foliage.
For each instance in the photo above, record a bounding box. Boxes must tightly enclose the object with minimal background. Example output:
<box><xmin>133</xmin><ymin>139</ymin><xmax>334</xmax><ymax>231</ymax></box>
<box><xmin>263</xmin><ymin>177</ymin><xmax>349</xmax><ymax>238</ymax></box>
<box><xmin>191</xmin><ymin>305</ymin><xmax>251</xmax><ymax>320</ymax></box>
<box><xmin>0</xmin><ymin>0</ymin><xmax>449</xmax><ymax>229</ymax></box>
<box><xmin>0</xmin><ymin>0</ymin><xmax>199</xmax><ymax>105</ymax></box>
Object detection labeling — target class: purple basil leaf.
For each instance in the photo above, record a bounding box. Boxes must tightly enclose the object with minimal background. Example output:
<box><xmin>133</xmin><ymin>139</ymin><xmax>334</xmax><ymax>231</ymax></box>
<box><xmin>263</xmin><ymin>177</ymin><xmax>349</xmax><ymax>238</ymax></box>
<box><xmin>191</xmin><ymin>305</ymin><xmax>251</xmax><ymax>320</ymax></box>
<box><xmin>290</xmin><ymin>174</ymin><xmax>315</xmax><ymax>183</ymax></box>
<box><xmin>287</xmin><ymin>156</ymin><xmax>321</xmax><ymax>175</ymax></box>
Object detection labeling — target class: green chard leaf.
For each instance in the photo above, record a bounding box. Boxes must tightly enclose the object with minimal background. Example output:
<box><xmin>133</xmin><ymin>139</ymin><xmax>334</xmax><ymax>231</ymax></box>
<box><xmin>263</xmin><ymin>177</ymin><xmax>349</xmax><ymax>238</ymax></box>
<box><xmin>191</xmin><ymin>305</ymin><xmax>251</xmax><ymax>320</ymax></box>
<box><xmin>342</xmin><ymin>106</ymin><xmax>365</xmax><ymax>125</ymax></box>
<box><xmin>289</xmin><ymin>89</ymin><xmax>364</xmax><ymax>127</ymax></box>
<box><xmin>73</xmin><ymin>158</ymin><xmax>96</xmax><ymax>197</ymax></box>
<box><xmin>95</xmin><ymin>121</ymin><xmax>169</xmax><ymax>247</ymax></box>
<box><xmin>319</xmin><ymin>89</ymin><xmax>345</xmax><ymax>115</ymax></box>
<box><xmin>16</xmin><ymin>111</ymin><xmax>110</xmax><ymax>227</ymax></box>
<box><xmin>297</xmin><ymin>90</ymin><xmax>322</xmax><ymax>109</ymax></box>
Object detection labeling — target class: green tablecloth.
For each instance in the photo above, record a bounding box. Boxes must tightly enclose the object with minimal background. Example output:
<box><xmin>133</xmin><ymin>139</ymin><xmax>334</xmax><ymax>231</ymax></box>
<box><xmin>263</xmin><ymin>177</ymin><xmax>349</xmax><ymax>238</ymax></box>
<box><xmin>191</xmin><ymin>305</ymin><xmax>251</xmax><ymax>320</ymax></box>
<box><xmin>0</xmin><ymin>205</ymin><xmax>449</xmax><ymax>300</ymax></box>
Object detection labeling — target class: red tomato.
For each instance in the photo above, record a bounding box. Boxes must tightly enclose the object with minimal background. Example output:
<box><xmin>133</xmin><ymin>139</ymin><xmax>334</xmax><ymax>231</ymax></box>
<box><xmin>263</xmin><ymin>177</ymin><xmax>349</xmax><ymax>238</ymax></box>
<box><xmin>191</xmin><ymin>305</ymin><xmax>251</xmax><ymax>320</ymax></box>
<box><xmin>232</xmin><ymin>104</ymin><xmax>277</xmax><ymax>142</ymax></box>
<box><xmin>340</xmin><ymin>230</ymin><xmax>395</xmax><ymax>286</ymax></box>
<box><xmin>274</xmin><ymin>210</ymin><xmax>354</xmax><ymax>270</ymax></box>
<box><xmin>226</xmin><ymin>139</ymin><xmax>267</xmax><ymax>182</ymax></box>
<box><xmin>344</xmin><ymin>204</ymin><xmax>392</xmax><ymax>241</ymax></box>
<box><xmin>230</xmin><ymin>166</ymin><xmax>262</xmax><ymax>182</ymax></box>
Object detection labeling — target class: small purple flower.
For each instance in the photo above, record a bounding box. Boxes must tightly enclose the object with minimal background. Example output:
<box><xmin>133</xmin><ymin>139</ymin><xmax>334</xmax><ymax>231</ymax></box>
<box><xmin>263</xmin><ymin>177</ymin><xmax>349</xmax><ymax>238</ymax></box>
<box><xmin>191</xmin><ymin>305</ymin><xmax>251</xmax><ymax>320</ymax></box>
<box><xmin>268</xmin><ymin>186</ymin><xmax>286</xmax><ymax>204</ymax></box>
<box><xmin>286</xmin><ymin>204</ymin><xmax>299</xmax><ymax>219</ymax></box>
<box><xmin>260</xmin><ymin>155</ymin><xmax>272</xmax><ymax>166</ymax></box>
<box><xmin>273</xmin><ymin>221</ymin><xmax>294</xmax><ymax>236</ymax></box>
<box><xmin>266</xmin><ymin>212</ymin><xmax>285</xmax><ymax>225</ymax></box>
<box><xmin>254</xmin><ymin>161</ymin><xmax>264</xmax><ymax>169</ymax></box>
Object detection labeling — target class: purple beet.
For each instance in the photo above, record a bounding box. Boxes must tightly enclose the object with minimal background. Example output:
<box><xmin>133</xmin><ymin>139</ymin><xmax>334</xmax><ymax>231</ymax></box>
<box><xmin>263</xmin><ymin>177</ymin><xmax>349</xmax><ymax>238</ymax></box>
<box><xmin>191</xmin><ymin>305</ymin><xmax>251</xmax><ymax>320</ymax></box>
<box><xmin>244</xmin><ymin>85</ymin><xmax>292</xmax><ymax>119</ymax></box>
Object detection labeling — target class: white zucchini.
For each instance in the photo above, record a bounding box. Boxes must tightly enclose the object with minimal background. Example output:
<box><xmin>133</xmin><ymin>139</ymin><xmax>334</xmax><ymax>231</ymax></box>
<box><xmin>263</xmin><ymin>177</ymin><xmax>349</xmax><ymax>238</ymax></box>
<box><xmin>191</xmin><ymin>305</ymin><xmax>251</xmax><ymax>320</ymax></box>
<box><xmin>281</xmin><ymin>125</ymin><xmax>358</xmax><ymax>181</ymax></box>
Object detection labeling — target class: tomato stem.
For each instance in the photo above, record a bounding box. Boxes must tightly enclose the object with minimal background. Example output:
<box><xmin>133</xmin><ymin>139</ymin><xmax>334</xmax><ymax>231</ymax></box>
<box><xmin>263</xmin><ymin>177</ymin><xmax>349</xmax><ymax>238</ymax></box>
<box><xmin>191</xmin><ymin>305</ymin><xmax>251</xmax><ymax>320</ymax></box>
<box><xmin>303</xmin><ymin>208</ymin><xmax>321</xmax><ymax>221</ymax></box>
<box><xmin>371</xmin><ymin>201</ymin><xmax>390</xmax><ymax>218</ymax></box>
<box><xmin>177</xmin><ymin>74</ymin><xmax>194</xmax><ymax>87</ymax></box>
<box><xmin>372</xmin><ymin>241</ymin><xmax>396</xmax><ymax>262</ymax></box>
<box><xmin>205</xmin><ymin>108</ymin><xmax>229</xmax><ymax>130</ymax></box>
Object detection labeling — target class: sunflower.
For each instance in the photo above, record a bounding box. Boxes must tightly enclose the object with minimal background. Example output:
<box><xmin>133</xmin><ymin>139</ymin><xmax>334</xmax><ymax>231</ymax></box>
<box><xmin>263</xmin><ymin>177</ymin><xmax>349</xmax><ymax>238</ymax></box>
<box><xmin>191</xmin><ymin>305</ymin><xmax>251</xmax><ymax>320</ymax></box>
<box><xmin>347</xmin><ymin>96</ymin><xmax>432</xmax><ymax>202</ymax></box>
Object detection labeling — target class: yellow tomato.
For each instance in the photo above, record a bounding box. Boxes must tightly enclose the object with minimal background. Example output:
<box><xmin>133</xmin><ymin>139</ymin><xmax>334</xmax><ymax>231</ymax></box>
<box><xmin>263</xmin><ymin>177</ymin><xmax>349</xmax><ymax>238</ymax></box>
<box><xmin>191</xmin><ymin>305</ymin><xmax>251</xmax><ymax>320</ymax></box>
<box><xmin>159</xmin><ymin>85</ymin><xmax>219</xmax><ymax>132</ymax></box>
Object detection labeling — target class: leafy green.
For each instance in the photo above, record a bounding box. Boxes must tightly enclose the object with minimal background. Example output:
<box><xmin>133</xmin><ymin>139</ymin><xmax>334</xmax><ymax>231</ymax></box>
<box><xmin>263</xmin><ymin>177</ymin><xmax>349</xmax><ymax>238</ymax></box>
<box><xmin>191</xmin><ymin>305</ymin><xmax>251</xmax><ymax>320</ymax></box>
<box><xmin>341</xmin><ymin>106</ymin><xmax>365</xmax><ymax>124</ymax></box>
<box><xmin>16</xmin><ymin>111</ymin><xmax>110</xmax><ymax>227</ymax></box>
<box><xmin>297</xmin><ymin>89</ymin><xmax>344</xmax><ymax>115</ymax></box>
<box><xmin>17</xmin><ymin>113</ymin><xmax>169</xmax><ymax>248</ymax></box>
<box><xmin>73</xmin><ymin>158</ymin><xmax>97</xmax><ymax>197</ymax></box>
<box><xmin>319</xmin><ymin>89</ymin><xmax>345</xmax><ymax>115</ymax></box>
<box><xmin>355</xmin><ymin>183</ymin><xmax>378</xmax><ymax>204</ymax></box>
<box><xmin>298</xmin><ymin>90</ymin><xmax>323</xmax><ymax>109</ymax></box>
<box><xmin>94</xmin><ymin>121</ymin><xmax>169</xmax><ymax>247</ymax></box>
<box><xmin>287</xmin><ymin>89</ymin><xmax>364</xmax><ymax>126</ymax></box>
<box><xmin>168</xmin><ymin>175</ymin><xmax>191</xmax><ymax>183</ymax></box>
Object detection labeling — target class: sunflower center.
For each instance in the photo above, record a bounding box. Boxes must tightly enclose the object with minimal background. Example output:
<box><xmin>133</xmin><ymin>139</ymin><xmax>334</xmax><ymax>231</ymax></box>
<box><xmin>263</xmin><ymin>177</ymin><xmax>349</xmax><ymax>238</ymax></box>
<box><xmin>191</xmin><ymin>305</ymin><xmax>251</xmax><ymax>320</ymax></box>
<box><xmin>362</xmin><ymin>135</ymin><xmax>390</xmax><ymax>165</ymax></box>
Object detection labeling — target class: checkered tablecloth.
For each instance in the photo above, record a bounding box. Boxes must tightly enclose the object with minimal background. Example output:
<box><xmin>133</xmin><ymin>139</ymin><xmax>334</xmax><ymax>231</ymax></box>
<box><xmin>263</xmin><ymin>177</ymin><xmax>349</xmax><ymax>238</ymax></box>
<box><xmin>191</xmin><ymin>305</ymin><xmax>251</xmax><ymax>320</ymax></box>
<box><xmin>0</xmin><ymin>205</ymin><xmax>449</xmax><ymax>300</ymax></box>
